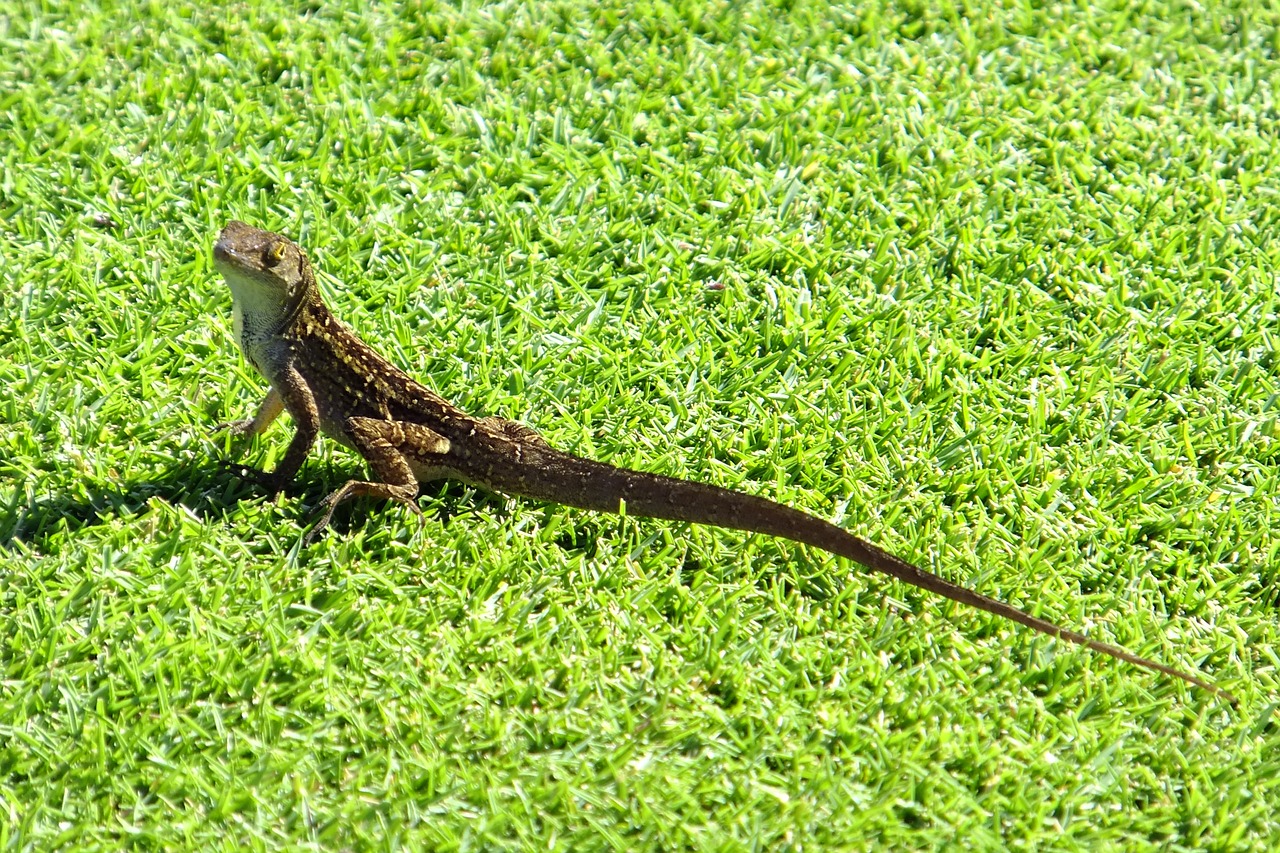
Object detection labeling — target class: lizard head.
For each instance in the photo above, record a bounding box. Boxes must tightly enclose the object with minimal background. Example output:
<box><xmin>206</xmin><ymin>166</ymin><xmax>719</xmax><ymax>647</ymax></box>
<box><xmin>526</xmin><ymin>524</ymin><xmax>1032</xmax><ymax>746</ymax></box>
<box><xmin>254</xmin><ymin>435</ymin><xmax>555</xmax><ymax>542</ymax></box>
<box><xmin>214</xmin><ymin>221</ymin><xmax>314</xmax><ymax>335</ymax></box>
<box><xmin>214</xmin><ymin>221</ymin><xmax>310</xmax><ymax>295</ymax></box>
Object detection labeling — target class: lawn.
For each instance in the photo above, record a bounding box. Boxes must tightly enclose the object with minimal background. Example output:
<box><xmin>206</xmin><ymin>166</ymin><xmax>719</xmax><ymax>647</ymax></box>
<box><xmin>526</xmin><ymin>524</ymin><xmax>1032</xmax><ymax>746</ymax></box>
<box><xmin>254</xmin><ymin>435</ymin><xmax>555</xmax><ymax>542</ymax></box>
<box><xmin>2</xmin><ymin>0</ymin><xmax>1278</xmax><ymax>848</ymax></box>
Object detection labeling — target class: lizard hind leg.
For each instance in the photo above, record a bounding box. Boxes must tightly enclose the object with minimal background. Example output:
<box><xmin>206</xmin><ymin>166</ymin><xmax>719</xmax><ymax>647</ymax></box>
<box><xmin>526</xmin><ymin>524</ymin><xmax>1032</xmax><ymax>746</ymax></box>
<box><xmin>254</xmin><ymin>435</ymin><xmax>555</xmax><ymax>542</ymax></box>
<box><xmin>304</xmin><ymin>418</ymin><xmax>450</xmax><ymax>542</ymax></box>
<box><xmin>480</xmin><ymin>416</ymin><xmax>549</xmax><ymax>447</ymax></box>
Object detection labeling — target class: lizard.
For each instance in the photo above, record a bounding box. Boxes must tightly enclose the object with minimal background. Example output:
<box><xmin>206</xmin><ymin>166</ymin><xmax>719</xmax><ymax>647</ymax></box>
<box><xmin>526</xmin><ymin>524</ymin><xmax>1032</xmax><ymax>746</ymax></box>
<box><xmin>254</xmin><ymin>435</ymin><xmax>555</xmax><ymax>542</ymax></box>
<box><xmin>211</xmin><ymin>219</ymin><xmax>1235</xmax><ymax>703</ymax></box>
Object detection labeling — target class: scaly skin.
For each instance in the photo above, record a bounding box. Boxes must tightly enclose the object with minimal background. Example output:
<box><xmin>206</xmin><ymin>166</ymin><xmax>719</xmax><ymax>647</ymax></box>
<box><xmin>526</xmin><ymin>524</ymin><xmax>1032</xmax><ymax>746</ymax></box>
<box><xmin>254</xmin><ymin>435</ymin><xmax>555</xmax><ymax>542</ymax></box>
<box><xmin>212</xmin><ymin>220</ymin><xmax>1235</xmax><ymax>704</ymax></box>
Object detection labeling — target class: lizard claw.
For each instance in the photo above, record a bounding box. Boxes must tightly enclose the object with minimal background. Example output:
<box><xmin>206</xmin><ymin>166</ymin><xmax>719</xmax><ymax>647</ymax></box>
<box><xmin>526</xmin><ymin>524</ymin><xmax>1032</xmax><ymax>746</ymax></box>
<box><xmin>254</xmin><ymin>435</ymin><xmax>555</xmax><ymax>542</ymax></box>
<box><xmin>302</xmin><ymin>483</ymin><xmax>423</xmax><ymax>545</ymax></box>
<box><xmin>213</xmin><ymin>418</ymin><xmax>258</xmax><ymax>439</ymax></box>
<box><xmin>303</xmin><ymin>489</ymin><xmax>346</xmax><ymax>545</ymax></box>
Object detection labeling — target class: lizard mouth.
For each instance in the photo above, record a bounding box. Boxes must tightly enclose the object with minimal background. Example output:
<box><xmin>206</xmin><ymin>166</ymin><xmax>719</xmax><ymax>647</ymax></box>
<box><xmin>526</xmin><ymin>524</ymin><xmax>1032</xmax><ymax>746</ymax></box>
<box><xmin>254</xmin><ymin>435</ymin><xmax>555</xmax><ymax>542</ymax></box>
<box><xmin>212</xmin><ymin>236</ymin><xmax>259</xmax><ymax>274</ymax></box>
<box><xmin>211</xmin><ymin>243</ymin><xmax>250</xmax><ymax>277</ymax></box>
<box><xmin>213</xmin><ymin>221</ymin><xmax>265</xmax><ymax>268</ymax></box>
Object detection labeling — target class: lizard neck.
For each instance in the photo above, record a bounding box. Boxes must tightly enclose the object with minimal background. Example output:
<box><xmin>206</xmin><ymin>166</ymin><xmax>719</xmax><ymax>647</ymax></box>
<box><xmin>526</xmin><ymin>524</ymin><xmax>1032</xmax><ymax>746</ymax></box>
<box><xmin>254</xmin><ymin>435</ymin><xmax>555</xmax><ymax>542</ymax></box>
<box><xmin>223</xmin><ymin>267</ymin><xmax>313</xmax><ymax>374</ymax></box>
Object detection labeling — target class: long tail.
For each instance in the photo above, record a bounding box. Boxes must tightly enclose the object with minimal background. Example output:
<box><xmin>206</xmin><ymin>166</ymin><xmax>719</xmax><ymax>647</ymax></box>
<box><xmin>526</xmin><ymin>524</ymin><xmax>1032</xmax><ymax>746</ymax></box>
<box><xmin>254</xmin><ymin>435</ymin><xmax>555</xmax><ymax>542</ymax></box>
<box><xmin>484</xmin><ymin>446</ymin><xmax>1235</xmax><ymax>703</ymax></box>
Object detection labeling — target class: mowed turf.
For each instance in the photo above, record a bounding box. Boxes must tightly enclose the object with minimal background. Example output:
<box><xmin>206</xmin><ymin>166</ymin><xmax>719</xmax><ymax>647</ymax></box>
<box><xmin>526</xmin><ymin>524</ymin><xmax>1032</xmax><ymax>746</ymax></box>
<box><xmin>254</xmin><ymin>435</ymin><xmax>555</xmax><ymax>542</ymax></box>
<box><xmin>1</xmin><ymin>0</ymin><xmax>1278</xmax><ymax>848</ymax></box>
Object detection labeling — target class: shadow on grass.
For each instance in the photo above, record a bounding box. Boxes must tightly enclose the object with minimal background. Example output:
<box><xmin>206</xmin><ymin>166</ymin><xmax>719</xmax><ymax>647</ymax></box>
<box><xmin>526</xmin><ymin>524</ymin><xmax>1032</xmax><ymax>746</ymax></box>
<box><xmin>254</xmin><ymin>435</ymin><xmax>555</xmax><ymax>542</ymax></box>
<box><xmin>0</xmin><ymin>453</ymin><xmax>511</xmax><ymax>551</ymax></box>
<box><xmin>0</xmin><ymin>454</ymin><xmax>772</xmax><ymax>594</ymax></box>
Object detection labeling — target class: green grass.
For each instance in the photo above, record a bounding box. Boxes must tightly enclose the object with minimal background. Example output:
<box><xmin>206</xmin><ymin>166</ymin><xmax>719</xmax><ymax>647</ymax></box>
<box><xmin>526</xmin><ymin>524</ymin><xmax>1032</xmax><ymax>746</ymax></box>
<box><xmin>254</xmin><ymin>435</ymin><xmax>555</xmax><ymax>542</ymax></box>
<box><xmin>2</xmin><ymin>0</ymin><xmax>1278</xmax><ymax>848</ymax></box>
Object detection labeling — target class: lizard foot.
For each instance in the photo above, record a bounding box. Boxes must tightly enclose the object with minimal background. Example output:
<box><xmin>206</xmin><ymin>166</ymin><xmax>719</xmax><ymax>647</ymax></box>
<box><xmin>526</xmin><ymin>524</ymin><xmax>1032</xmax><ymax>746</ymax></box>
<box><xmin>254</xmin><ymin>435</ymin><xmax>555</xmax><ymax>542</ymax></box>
<box><xmin>212</xmin><ymin>418</ymin><xmax>258</xmax><ymax>438</ymax></box>
<box><xmin>304</xmin><ymin>480</ymin><xmax>422</xmax><ymax>544</ymax></box>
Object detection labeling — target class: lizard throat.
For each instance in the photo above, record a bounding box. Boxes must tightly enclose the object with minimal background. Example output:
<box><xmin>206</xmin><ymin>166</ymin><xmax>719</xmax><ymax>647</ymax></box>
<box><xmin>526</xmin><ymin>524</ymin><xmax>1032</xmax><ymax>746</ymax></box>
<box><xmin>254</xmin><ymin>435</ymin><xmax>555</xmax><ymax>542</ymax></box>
<box><xmin>220</xmin><ymin>266</ymin><xmax>299</xmax><ymax>371</ymax></box>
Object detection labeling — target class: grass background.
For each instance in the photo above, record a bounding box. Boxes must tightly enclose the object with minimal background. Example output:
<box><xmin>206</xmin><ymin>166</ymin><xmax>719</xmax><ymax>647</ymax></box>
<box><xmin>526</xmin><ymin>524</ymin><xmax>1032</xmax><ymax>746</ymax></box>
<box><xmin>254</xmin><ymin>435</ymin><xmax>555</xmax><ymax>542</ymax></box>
<box><xmin>2</xmin><ymin>0</ymin><xmax>1279</xmax><ymax>848</ymax></box>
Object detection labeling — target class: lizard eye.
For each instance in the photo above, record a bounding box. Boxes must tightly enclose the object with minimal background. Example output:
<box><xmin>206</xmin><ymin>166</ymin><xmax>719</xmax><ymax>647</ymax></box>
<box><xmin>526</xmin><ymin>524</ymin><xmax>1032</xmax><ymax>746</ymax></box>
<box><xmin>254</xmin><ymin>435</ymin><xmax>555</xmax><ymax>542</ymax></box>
<box><xmin>263</xmin><ymin>241</ymin><xmax>287</xmax><ymax>268</ymax></box>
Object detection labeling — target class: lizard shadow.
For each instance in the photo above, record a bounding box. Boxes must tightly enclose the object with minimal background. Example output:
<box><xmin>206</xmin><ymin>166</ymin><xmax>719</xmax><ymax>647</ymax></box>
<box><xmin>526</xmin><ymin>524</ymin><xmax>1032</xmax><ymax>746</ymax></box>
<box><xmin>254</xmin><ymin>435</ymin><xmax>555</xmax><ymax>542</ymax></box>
<box><xmin>0</xmin><ymin>452</ymin><xmax>515</xmax><ymax>552</ymax></box>
<box><xmin>2</xmin><ymin>455</ymin><xmax>837</xmax><ymax>603</ymax></box>
<box><xmin>1</xmin><ymin>454</ymin><xmax>221</xmax><ymax>549</ymax></box>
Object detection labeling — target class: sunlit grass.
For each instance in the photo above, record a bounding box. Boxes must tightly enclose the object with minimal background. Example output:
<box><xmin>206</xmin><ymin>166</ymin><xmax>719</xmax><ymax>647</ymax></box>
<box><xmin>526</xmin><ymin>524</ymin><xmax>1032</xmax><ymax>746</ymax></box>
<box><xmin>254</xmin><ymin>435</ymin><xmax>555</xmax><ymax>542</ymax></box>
<box><xmin>1</xmin><ymin>1</ymin><xmax>1276</xmax><ymax>848</ymax></box>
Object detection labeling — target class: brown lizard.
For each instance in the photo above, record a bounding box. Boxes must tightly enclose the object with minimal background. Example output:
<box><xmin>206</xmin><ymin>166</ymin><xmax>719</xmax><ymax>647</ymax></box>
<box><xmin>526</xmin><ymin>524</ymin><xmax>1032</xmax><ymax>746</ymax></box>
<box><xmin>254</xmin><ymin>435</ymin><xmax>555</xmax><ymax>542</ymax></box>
<box><xmin>212</xmin><ymin>220</ymin><xmax>1234</xmax><ymax>702</ymax></box>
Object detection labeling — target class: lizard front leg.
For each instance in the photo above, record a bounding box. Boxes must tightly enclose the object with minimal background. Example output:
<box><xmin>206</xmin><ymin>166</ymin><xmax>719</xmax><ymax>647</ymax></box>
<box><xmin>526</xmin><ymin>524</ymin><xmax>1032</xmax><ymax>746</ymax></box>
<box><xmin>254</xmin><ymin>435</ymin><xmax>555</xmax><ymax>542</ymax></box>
<box><xmin>217</xmin><ymin>388</ymin><xmax>285</xmax><ymax>439</ymax></box>
<box><xmin>223</xmin><ymin>366</ymin><xmax>320</xmax><ymax>494</ymax></box>
<box><xmin>305</xmin><ymin>418</ymin><xmax>452</xmax><ymax>542</ymax></box>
